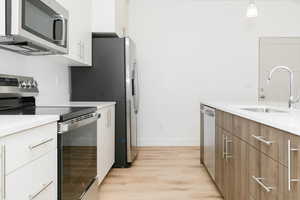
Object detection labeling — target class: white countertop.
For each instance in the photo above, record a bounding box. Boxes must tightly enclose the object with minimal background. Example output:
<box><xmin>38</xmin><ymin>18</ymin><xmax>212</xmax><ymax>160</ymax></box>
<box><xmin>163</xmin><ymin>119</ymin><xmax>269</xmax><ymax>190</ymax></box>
<box><xmin>0</xmin><ymin>115</ymin><xmax>59</xmax><ymax>139</ymax></box>
<box><xmin>201</xmin><ymin>101</ymin><xmax>300</xmax><ymax>136</ymax></box>
<box><xmin>38</xmin><ymin>101</ymin><xmax>116</xmax><ymax>110</ymax></box>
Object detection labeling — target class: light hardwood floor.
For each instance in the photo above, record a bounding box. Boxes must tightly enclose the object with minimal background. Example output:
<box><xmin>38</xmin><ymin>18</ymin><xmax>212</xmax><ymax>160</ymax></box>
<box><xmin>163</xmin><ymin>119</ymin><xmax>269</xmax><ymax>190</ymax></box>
<box><xmin>97</xmin><ymin>147</ymin><xmax>223</xmax><ymax>200</ymax></box>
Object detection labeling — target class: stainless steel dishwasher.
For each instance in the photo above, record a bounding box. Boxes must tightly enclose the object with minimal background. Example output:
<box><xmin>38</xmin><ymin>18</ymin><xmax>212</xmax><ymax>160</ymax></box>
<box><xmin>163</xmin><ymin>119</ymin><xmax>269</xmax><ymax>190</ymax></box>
<box><xmin>201</xmin><ymin>106</ymin><xmax>216</xmax><ymax>180</ymax></box>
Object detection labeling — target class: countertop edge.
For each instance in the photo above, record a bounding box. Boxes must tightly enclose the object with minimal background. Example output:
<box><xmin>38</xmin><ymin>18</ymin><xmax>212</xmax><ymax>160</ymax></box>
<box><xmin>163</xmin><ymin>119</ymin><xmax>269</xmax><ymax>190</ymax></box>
<box><xmin>0</xmin><ymin>115</ymin><xmax>59</xmax><ymax>139</ymax></box>
<box><xmin>200</xmin><ymin>101</ymin><xmax>300</xmax><ymax>137</ymax></box>
<box><xmin>38</xmin><ymin>102</ymin><xmax>116</xmax><ymax>110</ymax></box>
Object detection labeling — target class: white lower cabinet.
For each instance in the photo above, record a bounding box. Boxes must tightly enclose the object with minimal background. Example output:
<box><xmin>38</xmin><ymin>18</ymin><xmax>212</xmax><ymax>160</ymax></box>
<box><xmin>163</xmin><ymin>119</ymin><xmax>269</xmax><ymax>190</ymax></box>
<box><xmin>3</xmin><ymin>123</ymin><xmax>57</xmax><ymax>174</ymax></box>
<box><xmin>0</xmin><ymin>122</ymin><xmax>58</xmax><ymax>200</ymax></box>
<box><xmin>6</xmin><ymin>150</ymin><xmax>57</xmax><ymax>200</ymax></box>
<box><xmin>97</xmin><ymin>105</ymin><xmax>115</xmax><ymax>184</ymax></box>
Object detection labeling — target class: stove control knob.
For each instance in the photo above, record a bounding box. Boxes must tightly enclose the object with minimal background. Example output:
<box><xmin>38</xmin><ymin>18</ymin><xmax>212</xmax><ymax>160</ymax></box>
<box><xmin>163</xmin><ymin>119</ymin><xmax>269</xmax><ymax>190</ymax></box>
<box><xmin>25</xmin><ymin>80</ymin><xmax>31</xmax><ymax>88</ymax></box>
<box><xmin>32</xmin><ymin>80</ymin><xmax>38</xmax><ymax>88</ymax></box>
<box><xmin>29</xmin><ymin>80</ymin><xmax>35</xmax><ymax>88</ymax></box>
<box><xmin>20</xmin><ymin>81</ymin><xmax>27</xmax><ymax>88</ymax></box>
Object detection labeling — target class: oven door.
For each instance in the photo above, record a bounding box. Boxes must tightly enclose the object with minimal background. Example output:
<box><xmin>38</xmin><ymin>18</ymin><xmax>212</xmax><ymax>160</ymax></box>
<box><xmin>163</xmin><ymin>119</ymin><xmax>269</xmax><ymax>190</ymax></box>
<box><xmin>58</xmin><ymin>119</ymin><xmax>98</xmax><ymax>200</ymax></box>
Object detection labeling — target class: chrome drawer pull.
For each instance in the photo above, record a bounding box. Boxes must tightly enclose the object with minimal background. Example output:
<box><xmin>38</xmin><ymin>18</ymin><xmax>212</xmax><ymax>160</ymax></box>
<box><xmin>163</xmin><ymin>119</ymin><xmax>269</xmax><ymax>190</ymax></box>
<box><xmin>222</xmin><ymin>135</ymin><xmax>226</xmax><ymax>159</ymax></box>
<box><xmin>251</xmin><ymin>135</ymin><xmax>274</xmax><ymax>145</ymax></box>
<box><xmin>223</xmin><ymin>136</ymin><xmax>232</xmax><ymax>160</ymax></box>
<box><xmin>29</xmin><ymin>138</ymin><xmax>54</xmax><ymax>150</ymax></box>
<box><xmin>1</xmin><ymin>145</ymin><xmax>5</xmax><ymax>200</ymax></box>
<box><xmin>288</xmin><ymin>140</ymin><xmax>300</xmax><ymax>191</ymax></box>
<box><xmin>225</xmin><ymin>139</ymin><xmax>233</xmax><ymax>160</ymax></box>
<box><xmin>252</xmin><ymin>176</ymin><xmax>274</xmax><ymax>192</ymax></box>
<box><xmin>29</xmin><ymin>180</ymin><xmax>53</xmax><ymax>200</ymax></box>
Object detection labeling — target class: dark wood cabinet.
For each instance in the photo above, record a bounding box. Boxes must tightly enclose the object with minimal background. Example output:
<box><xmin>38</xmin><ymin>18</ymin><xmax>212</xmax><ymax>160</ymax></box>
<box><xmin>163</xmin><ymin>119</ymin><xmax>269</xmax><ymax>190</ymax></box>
<box><xmin>281</xmin><ymin>135</ymin><xmax>300</xmax><ymax>199</ymax></box>
<box><xmin>223</xmin><ymin>130</ymin><xmax>234</xmax><ymax>200</ymax></box>
<box><xmin>232</xmin><ymin>135</ymin><xmax>249</xmax><ymax>200</ymax></box>
<box><xmin>210</xmin><ymin>109</ymin><xmax>300</xmax><ymax>200</ymax></box>
<box><xmin>249</xmin><ymin>141</ymin><xmax>280</xmax><ymax>200</ymax></box>
<box><xmin>249</xmin><ymin>145</ymin><xmax>261</xmax><ymax>200</ymax></box>
<box><xmin>215</xmin><ymin>110</ymin><xmax>249</xmax><ymax>200</ymax></box>
<box><xmin>223</xmin><ymin>112</ymin><xmax>233</xmax><ymax>133</ymax></box>
<box><xmin>215</xmin><ymin>127</ymin><xmax>225</xmax><ymax>195</ymax></box>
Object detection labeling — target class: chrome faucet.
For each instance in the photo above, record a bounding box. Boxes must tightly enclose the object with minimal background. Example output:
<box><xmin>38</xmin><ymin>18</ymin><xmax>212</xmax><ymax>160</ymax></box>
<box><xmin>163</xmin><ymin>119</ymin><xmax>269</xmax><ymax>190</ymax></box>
<box><xmin>268</xmin><ymin>66</ymin><xmax>299</xmax><ymax>109</ymax></box>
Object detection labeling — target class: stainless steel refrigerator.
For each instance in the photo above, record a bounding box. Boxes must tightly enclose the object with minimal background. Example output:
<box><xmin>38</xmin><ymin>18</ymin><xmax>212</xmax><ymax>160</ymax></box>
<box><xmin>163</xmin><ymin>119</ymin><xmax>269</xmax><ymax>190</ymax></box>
<box><xmin>71</xmin><ymin>36</ymin><xmax>139</xmax><ymax>167</ymax></box>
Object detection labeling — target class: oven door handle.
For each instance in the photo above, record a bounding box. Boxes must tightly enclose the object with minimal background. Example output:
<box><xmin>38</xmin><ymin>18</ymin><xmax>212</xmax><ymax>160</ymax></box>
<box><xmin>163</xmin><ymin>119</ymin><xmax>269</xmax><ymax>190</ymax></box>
<box><xmin>58</xmin><ymin>113</ymin><xmax>100</xmax><ymax>134</ymax></box>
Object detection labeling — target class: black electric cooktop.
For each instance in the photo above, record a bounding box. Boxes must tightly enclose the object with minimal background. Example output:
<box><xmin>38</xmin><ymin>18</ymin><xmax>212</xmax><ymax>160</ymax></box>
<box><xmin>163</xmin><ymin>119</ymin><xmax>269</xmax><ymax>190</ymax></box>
<box><xmin>0</xmin><ymin>106</ymin><xmax>97</xmax><ymax>121</ymax></box>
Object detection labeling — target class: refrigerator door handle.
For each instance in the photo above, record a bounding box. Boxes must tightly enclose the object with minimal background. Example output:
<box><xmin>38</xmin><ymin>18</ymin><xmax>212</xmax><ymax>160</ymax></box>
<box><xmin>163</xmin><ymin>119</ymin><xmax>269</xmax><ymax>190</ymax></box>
<box><xmin>132</xmin><ymin>78</ymin><xmax>135</xmax><ymax>96</ymax></box>
<box><xmin>133</xmin><ymin>61</ymin><xmax>139</xmax><ymax>114</ymax></box>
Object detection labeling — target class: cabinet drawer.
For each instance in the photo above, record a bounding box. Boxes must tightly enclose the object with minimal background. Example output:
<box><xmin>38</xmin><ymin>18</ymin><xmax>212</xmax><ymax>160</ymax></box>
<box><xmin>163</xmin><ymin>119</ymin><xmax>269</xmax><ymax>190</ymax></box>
<box><xmin>2</xmin><ymin>123</ymin><xmax>57</xmax><ymax>174</ymax></box>
<box><xmin>6</xmin><ymin>150</ymin><xmax>57</xmax><ymax>200</ymax></box>
<box><xmin>216</xmin><ymin>110</ymin><xmax>223</xmax><ymax>127</ymax></box>
<box><xmin>233</xmin><ymin>116</ymin><xmax>248</xmax><ymax>140</ymax></box>
<box><xmin>233</xmin><ymin>116</ymin><xmax>260</xmax><ymax>142</ymax></box>
<box><xmin>223</xmin><ymin>112</ymin><xmax>233</xmax><ymax>133</ymax></box>
<box><xmin>249</xmin><ymin>146</ymin><xmax>279</xmax><ymax>200</ymax></box>
<box><xmin>249</xmin><ymin>125</ymin><xmax>287</xmax><ymax>166</ymax></box>
<box><xmin>233</xmin><ymin>116</ymin><xmax>259</xmax><ymax>142</ymax></box>
<box><xmin>249</xmin><ymin>146</ymin><xmax>261</xmax><ymax>200</ymax></box>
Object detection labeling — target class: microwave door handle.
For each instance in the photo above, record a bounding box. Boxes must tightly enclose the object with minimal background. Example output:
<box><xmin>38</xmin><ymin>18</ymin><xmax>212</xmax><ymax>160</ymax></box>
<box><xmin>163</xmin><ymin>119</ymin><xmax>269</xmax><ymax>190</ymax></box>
<box><xmin>53</xmin><ymin>19</ymin><xmax>58</xmax><ymax>41</ymax></box>
<box><xmin>61</xmin><ymin>17</ymin><xmax>66</xmax><ymax>46</ymax></box>
<box><xmin>52</xmin><ymin>15</ymin><xmax>66</xmax><ymax>46</ymax></box>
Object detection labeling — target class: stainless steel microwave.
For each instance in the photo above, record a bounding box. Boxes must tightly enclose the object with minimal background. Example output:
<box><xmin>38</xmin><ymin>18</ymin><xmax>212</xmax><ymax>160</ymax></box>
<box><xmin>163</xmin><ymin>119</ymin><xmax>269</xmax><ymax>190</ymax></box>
<box><xmin>0</xmin><ymin>0</ymin><xmax>69</xmax><ymax>55</ymax></box>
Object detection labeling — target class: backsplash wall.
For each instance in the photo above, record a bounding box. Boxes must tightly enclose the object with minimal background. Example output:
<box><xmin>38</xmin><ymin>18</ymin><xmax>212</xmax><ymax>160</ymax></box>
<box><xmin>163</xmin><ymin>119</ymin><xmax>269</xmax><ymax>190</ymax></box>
<box><xmin>259</xmin><ymin>37</ymin><xmax>300</xmax><ymax>108</ymax></box>
<box><xmin>0</xmin><ymin>49</ymin><xmax>70</xmax><ymax>105</ymax></box>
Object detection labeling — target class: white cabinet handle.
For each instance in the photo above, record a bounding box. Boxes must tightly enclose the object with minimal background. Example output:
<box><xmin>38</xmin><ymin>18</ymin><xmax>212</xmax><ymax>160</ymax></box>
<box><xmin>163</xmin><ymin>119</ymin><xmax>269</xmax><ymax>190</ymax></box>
<box><xmin>78</xmin><ymin>41</ymin><xmax>82</xmax><ymax>59</ymax></box>
<box><xmin>288</xmin><ymin>140</ymin><xmax>300</xmax><ymax>191</ymax></box>
<box><xmin>28</xmin><ymin>138</ymin><xmax>54</xmax><ymax>150</ymax></box>
<box><xmin>82</xmin><ymin>42</ymin><xmax>85</xmax><ymax>61</ymax></box>
<box><xmin>252</xmin><ymin>176</ymin><xmax>274</xmax><ymax>192</ymax></box>
<box><xmin>1</xmin><ymin>145</ymin><xmax>5</xmax><ymax>200</ymax></box>
<box><xmin>107</xmin><ymin>109</ymin><xmax>111</xmax><ymax>128</ymax></box>
<box><xmin>29</xmin><ymin>180</ymin><xmax>53</xmax><ymax>200</ymax></box>
<box><xmin>251</xmin><ymin>135</ymin><xmax>274</xmax><ymax>145</ymax></box>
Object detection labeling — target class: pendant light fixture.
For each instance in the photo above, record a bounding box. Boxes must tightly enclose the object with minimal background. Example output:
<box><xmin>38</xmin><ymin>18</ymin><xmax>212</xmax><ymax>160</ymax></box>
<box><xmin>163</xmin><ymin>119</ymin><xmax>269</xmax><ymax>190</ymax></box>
<box><xmin>247</xmin><ymin>0</ymin><xmax>258</xmax><ymax>18</ymax></box>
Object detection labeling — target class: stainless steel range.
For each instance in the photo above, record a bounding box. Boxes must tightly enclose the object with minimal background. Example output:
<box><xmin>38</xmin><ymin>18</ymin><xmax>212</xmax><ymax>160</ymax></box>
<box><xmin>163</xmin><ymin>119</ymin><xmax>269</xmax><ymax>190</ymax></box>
<box><xmin>0</xmin><ymin>74</ymin><xmax>99</xmax><ymax>200</ymax></box>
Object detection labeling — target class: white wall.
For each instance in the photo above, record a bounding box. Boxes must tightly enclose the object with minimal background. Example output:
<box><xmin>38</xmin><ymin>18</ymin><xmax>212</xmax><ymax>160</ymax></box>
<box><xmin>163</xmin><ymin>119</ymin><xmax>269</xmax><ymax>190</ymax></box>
<box><xmin>128</xmin><ymin>0</ymin><xmax>300</xmax><ymax>146</ymax></box>
<box><xmin>0</xmin><ymin>49</ymin><xmax>70</xmax><ymax>105</ymax></box>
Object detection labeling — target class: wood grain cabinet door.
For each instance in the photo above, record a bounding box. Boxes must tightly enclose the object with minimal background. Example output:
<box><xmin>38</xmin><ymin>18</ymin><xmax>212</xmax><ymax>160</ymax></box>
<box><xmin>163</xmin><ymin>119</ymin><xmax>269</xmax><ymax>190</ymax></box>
<box><xmin>215</xmin><ymin>127</ymin><xmax>225</xmax><ymax>195</ymax></box>
<box><xmin>250</xmin><ymin>125</ymin><xmax>288</xmax><ymax>166</ymax></box>
<box><xmin>232</xmin><ymin>135</ymin><xmax>249</xmax><ymax>200</ymax></box>
<box><xmin>233</xmin><ymin>116</ymin><xmax>249</xmax><ymax>141</ymax></box>
<box><xmin>249</xmin><ymin>145</ymin><xmax>261</xmax><ymax>200</ymax></box>
<box><xmin>260</xmin><ymin>151</ymin><xmax>279</xmax><ymax>200</ymax></box>
<box><xmin>216</xmin><ymin>110</ymin><xmax>223</xmax><ymax>128</ymax></box>
<box><xmin>223</xmin><ymin>112</ymin><xmax>233</xmax><ymax>133</ymax></box>
<box><xmin>249</xmin><ymin>145</ymin><xmax>279</xmax><ymax>200</ymax></box>
<box><xmin>223</xmin><ymin>131</ymin><xmax>234</xmax><ymax>200</ymax></box>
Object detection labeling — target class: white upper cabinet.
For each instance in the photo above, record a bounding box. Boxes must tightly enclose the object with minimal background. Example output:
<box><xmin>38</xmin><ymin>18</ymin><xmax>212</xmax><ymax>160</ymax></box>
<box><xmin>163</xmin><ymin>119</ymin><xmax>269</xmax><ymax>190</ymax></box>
<box><xmin>92</xmin><ymin>0</ymin><xmax>129</xmax><ymax>37</ymax></box>
<box><xmin>57</xmin><ymin>0</ymin><xmax>92</xmax><ymax>66</ymax></box>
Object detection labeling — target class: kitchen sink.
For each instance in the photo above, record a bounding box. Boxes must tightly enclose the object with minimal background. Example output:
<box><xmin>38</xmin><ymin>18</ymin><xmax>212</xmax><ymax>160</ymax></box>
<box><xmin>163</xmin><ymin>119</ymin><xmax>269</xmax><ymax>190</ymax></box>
<box><xmin>241</xmin><ymin>107</ymin><xmax>289</xmax><ymax>113</ymax></box>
